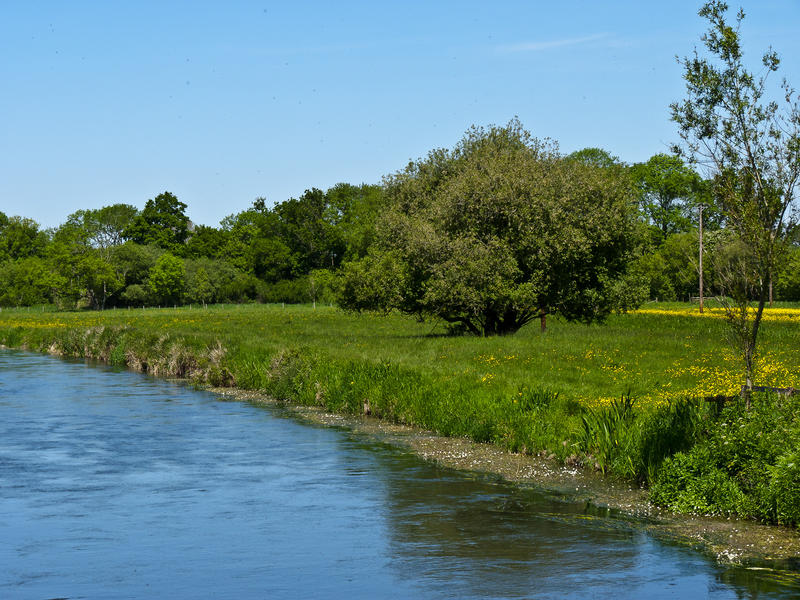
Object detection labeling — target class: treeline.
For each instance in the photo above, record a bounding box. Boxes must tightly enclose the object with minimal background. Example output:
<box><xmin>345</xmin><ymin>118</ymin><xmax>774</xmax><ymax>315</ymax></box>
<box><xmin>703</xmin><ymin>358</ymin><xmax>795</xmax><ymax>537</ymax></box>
<box><xmin>573</xmin><ymin>149</ymin><xmax>800</xmax><ymax>303</ymax></box>
<box><xmin>1</xmin><ymin>147</ymin><xmax>798</xmax><ymax>310</ymax></box>
<box><xmin>0</xmin><ymin>184</ymin><xmax>381</xmax><ymax>309</ymax></box>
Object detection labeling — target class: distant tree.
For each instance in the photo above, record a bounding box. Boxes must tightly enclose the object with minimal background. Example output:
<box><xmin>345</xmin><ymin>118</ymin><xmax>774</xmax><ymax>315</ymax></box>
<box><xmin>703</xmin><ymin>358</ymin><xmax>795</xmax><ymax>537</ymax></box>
<box><xmin>184</xmin><ymin>224</ymin><xmax>229</xmax><ymax>259</ymax></box>
<box><xmin>339</xmin><ymin>119</ymin><xmax>638</xmax><ymax>335</ymax></box>
<box><xmin>182</xmin><ymin>257</ymin><xmax>243</xmax><ymax>304</ymax></box>
<box><xmin>671</xmin><ymin>1</ymin><xmax>800</xmax><ymax>400</ymax></box>
<box><xmin>630</xmin><ymin>251</ymin><xmax>676</xmax><ymax>301</ymax></box>
<box><xmin>337</xmin><ymin>251</ymin><xmax>407</xmax><ymax>314</ymax></box>
<box><xmin>0</xmin><ymin>216</ymin><xmax>48</xmax><ymax>261</ymax></box>
<box><xmin>65</xmin><ymin>204</ymin><xmax>138</xmax><ymax>256</ymax></box>
<box><xmin>325</xmin><ymin>183</ymin><xmax>385</xmax><ymax>261</ymax></box>
<box><xmin>775</xmin><ymin>245</ymin><xmax>800</xmax><ymax>300</ymax></box>
<box><xmin>0</xmin><ymin>257</ymin><xmax>59</xmax><ymax>307</ymax></box>
<box><xmin>47</xmin><ymin>220</ymin><xmax>122</xmax><ymax>309</ymax></box>
<box><xmin>124</xmin><ymin>192</ymin><xmax>190</xmax><ymax>255</ymax></box>
<box><xmin>248</xmin><ymin>237</ymin><xmax>295</xmax><ymax>282</ymax></box>
<box><xmin>219</xmin><ymin>207</ymin><xmax>283</xmax><ymax>274</ymax></box>
<box><xmin>110</xmin><ymin>242</ymin><xmax>163</xmax><ymax>290</ymax></box>
<box><xmin>660</xmin><ymin>232</ymin><xmax>702</xmax><ymax>299</ymax></box>
<box><xmin>96</xmin><ymin>204</ymin><xmax>139</xmax><ymax>247</ymax></box>
<box><xmin>307</xmin><ymin>268</ymin><xmax>336</xmax><ymax>307</ymax></box>
<box><xmin>566</xmin><ymin>147</ymin><xmax>621</xmax><ymax>169</ymax></box>
<box><xmin>121</xmin><ymin>284</ymin><xmax>152</xmax><ymax>307</ymax></box>
<box><xmin>631</xmin><ymin>154</ymin><xmax>701</xmax><ymax>240</ymax></box>
<box><xmin>74</xmin><ymin>252</ymin><xmax>123</xmax><ymax>309</ymax></box>
<box><xmin>148</xmin><ymin>253</ymin><xmax>186</xmax><ymax>305</ymax></box>
<box><xmin>190</xmin><ymin>267</ymin><xmax>214</xmax><ymax>307</ymax></box>
<box><xmin>273</xmin><ymin>188</ymin><xmax>347</xmax><ymax>274</ymax></box>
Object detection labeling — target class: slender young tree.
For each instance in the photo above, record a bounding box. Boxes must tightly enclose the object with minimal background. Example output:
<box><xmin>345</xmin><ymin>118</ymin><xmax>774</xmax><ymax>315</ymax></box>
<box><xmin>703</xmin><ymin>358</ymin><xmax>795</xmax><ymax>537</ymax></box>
<box><xmin>671</xmin><ymin>1</ymin><xmax>800</xmax><ymax>403</ymax></box>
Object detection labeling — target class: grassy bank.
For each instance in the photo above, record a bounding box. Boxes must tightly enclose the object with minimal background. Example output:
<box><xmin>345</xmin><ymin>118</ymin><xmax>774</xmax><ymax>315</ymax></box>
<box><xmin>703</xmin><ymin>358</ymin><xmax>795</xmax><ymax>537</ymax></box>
<box><xmin>2</xmin><ymin>303</ymin><xmax>799</xmax><ymax>525</ymax></box>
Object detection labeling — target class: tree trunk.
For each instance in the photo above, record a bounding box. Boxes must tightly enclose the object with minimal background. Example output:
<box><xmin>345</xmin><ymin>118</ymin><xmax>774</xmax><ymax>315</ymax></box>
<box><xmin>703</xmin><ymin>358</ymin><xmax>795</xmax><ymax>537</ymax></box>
<box><xmin>742</xmin><ymin>294</ymin><xmax>768</xmax><ymax>410</ymax></box>
<box><xmin>769</xmin><ymin>278</ymin><xmax>773</xmax><ymax>307</ymax></box>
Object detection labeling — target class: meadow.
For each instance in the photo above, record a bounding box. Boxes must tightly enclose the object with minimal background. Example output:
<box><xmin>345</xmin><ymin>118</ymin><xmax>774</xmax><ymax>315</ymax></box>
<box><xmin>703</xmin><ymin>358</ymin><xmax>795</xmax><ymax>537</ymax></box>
<box><xmin>1</xmin><ymin>302</ymin><xmax>798</xmax><ymax>405</ymax></box>
<box><xmin>2</xmin><ymin>302</ymin><xmax>800</xmax><ymax>523</ymax></box>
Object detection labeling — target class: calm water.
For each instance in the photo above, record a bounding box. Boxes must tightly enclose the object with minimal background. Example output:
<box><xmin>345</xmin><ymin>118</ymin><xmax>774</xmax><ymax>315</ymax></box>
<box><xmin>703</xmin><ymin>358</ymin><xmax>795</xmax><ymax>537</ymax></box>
<box><xmin>0</xmin><ymin>349</ymin><xmax>797</xmax><ymax>599</ymax></box>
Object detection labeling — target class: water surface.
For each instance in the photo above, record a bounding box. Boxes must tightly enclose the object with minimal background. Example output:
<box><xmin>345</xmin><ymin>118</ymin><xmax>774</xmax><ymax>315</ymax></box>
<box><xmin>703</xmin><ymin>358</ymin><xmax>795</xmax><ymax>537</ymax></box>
<box><xmin>0</xmin><ymin>349</ymin><xmax>796</xmax><ymax>598</ymax></box>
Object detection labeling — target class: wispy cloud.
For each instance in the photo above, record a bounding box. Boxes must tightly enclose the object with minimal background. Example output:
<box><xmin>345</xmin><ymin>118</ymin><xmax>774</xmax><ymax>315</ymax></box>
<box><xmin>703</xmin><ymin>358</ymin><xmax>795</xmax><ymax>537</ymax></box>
<box><xmin>497</xmin><ymin>33</ymin><xmax>611</xmax><ymax>54</ymax></box>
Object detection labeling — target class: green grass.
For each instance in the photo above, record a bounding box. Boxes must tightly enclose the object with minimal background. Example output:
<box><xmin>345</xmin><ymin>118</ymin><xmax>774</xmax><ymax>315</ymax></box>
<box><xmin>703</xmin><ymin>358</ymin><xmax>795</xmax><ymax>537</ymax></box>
<box><xmin>2</xmin><ymin>303</ymin><xmax>799</xmax><ymax>500</ymax></box>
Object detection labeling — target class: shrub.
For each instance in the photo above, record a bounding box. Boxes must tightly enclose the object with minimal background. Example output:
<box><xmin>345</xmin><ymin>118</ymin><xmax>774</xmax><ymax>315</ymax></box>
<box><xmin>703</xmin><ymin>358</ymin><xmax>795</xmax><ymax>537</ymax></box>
<box><xmin>651</xmin><ymin>393</ymin><xmax>800</xmax><ymax>525</ymax></box>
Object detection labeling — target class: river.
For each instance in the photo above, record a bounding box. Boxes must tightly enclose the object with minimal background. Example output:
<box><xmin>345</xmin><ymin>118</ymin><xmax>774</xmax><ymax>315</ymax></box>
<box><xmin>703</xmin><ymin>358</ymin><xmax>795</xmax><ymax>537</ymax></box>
<box><xmin>1</xmin><ymin>349</ymin><xmax>797</xmax><ymax>598</ymax></box>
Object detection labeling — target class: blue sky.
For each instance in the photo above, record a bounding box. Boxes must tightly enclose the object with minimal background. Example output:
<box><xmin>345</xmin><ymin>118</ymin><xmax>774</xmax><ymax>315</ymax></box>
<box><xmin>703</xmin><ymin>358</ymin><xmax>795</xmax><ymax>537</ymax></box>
<box><xmin>2</xmin><ymin>1</ymin><xmax>798</xmax><ymax>228</ymax></box>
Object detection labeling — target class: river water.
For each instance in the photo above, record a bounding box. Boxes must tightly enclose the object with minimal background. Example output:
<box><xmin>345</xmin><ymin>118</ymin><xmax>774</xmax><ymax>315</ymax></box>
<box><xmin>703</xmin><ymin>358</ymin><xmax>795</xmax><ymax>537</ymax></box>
<box><xmin>1</xmin><ymin>349</ymin><xmax>797</xmax><ymax>599</ymax></box>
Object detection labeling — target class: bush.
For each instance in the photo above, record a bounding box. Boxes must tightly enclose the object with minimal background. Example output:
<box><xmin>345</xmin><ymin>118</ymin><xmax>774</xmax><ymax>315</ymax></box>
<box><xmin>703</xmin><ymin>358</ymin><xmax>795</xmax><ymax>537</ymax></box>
<box><xmin>121</xmin><ymin>284</ymin><xmax>152</xmax><ymax>306</ymax></box>
<box><xmin>651</xmin><ymin>393</ymin><xmax>800</xmax><ymax>525</ymax></box>
<box><xmin>259</xmin><ymin>278</ymin><xmax>311</xmax><ymax>304</ymax></box>
<box><xmin>650</xmin><ymin>447</ymin><xmax>745</xmax><ymax>515</ymax></box>
<box><xmin>769</xmin><ymin>451</ymin><xmax>800</xmax><ymax>525</ymax></box>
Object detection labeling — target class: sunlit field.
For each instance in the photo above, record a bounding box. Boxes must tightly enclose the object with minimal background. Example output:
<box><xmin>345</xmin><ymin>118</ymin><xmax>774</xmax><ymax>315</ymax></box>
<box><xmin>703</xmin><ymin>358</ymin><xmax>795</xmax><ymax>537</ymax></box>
<box><xmin>2</xmin><ymin>302</ymin><xmax>798</xmax><ymax>408</ymax></box>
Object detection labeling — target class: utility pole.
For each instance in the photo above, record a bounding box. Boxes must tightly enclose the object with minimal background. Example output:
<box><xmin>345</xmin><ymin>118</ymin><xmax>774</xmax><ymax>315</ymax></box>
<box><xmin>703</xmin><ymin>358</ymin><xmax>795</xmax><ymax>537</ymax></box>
<box><xmin>698</xmin><ymin>203</ymin><xmax>705</xmax><ymax>314</ymax></box>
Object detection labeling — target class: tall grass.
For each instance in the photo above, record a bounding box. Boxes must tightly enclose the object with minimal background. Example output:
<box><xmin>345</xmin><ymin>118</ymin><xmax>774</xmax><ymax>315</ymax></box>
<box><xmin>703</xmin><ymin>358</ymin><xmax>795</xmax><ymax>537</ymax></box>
<box><xmin>1</xmin><ymin>303</ymin><xmax>799</xmax><ymax>497</ymax></box>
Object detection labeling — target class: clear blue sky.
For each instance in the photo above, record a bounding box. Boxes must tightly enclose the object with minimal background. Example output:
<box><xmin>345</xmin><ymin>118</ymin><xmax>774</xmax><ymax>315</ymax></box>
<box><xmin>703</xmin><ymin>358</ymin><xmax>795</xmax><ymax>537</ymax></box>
<box><xmin>2</xmin><ymin>1</ymin><xmax>798</xmax><ymax>229</ymax></box>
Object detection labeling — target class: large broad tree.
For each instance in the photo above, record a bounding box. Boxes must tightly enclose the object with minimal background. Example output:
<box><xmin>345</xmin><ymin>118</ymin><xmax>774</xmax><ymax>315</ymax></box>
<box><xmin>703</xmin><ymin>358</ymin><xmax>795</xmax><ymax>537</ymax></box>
<box><xmin>339</xmin><ymin>119</ymin><xmax>638</xmax><ymax>335</ymax></box>
<box><xmin>671</xmin><ymin>1</ymin><xmax>800</xmax><ymax>401</ymax></box>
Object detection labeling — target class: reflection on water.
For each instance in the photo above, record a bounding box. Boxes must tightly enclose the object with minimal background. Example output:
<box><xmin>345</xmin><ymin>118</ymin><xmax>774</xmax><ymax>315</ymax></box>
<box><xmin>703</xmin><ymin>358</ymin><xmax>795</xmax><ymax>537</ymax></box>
<box><xmin>0</xmin><ymin>349</ymin><xmax>797</xmax><ymax>599</ymax></box>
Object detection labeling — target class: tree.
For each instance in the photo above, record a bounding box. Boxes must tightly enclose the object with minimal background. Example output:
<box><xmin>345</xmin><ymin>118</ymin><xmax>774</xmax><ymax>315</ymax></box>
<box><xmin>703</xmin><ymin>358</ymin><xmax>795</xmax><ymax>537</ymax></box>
<box><xmin>148</xmin><ymin>253</ymin><xmax>186</xmax><ymax>305</ymax></box>
<box><xmin>273</xmin><ymin>188</ymin><xmax>346</xmax><ymax>274</ymax></box>
<box><xmin>74</xmin><ymin>252</ymin><xmax>123</xmax><ymax>310</ymax></box>
<box><xmin>189</xmin><ymin>267</ymin><xmax>214</xmax><ymax>307</ymax></box>
<box><xmin>248</xmin><ymin>237</ymin><xmax>295</xmax><ymax>282</ymax></box>
<box><xmin>65</xmin><ymin>204</ymin><xmax>138</xmax><ymax>256</ymax></box>
<box><xmin>182</xmin><ymin>257</ymin><xmax>245</xmax><ymax>304</ymax></box>
<box><xmin>339</xmin><ymin>119</ymin><xmax>638</xmax><ymax>335</ymax></box>
<box><xmin>631</xmin><ymin>153</ymin><xmax>701</xmax><ymax>240</ymax></box>
<box><xmin>307</xmin><ymin>268</ymin><xmax>336</xmax><ymax>308</ymax></box>
<box><xmin>110</xmin><ymin>242</ymin><xmax>163</xmax><ymax>291</ymax></box>
<box><xmin>47</xmin><ymin>220</ymin><xmax>122</xmax><ymax>309</ymax></box>
<box><xmin>124</xmin><ymin>192</ymin><xmax>190</xmax><ymax>255</ymax></box>
<box><xmin>184</xmin><ymin>224</ymin><xmax>229</xmax><ymax>259</ymax></box>
<box><xmin>0</xmin><ymin>216</ymin><xmax>48</xmax><ymax>261</ymax></box>
<box><xmin>671</xmin><ymin>1</ymin><xmax>800</xmax><ymax>401</ymax></box>
<box><xmin>0</xmin><ymin>257</ymin><xmax>59</xmax><ymax>307</ymax></box>
<box><xmin>775</xmin><ymin>244</ymin><xmax>800</xmax><ymax>300</ymax></box>
<box><xmin>566</xmin><ymin>147</ymin><xmax>621</xmax><ymax>169</ymax></box>
<box><xmin>325</xmin><ymin>183</ymin><xmax>385</xmax><ymax>261</ymax></box>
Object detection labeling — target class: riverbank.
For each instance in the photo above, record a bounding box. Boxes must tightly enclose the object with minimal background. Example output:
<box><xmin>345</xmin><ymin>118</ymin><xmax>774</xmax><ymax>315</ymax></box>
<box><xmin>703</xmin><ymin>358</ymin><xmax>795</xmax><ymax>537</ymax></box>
<box><xmin>1</xmin><ymin>303</ymin><xmax>799</xmax><ymax>566</ymax></box>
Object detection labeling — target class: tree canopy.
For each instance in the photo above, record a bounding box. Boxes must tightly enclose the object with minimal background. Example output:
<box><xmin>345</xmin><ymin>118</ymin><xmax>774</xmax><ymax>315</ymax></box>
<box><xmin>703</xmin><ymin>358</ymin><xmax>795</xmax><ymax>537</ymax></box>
<box><xmin>339</xmin><ymin>119</ymin><xmax>638</xmax><ymax>335</ymax></box>
<box><xmin>124</xmin><ymin>192</ymin><xmax>190</xmax><ymax>254</ymax></box>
